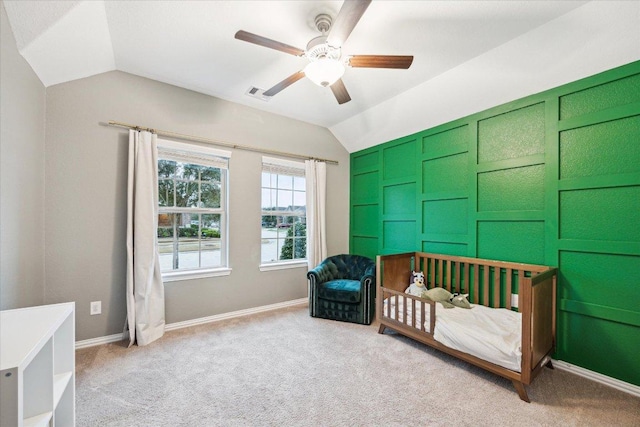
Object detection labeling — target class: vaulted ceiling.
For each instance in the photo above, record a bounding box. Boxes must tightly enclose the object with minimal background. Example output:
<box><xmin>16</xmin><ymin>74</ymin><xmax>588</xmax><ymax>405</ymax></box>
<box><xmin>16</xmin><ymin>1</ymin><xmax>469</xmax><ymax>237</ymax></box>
<box><xmin>3</xmin><ymin>1</ymin><xmax>639</xmax><ymax>152</ymax></box>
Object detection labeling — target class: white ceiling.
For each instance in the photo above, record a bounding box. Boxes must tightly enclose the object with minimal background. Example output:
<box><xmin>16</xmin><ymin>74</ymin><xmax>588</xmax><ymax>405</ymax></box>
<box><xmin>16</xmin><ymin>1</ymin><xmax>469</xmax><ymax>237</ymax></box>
<box><xmin>3</xmin><ymin>1</ymin><xmax>639</xmax><ymax>152</ymax></box>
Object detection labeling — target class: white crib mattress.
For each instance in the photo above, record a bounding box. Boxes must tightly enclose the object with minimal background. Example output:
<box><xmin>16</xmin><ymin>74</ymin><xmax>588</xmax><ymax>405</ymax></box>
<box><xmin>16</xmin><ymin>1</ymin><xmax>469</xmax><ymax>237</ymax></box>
<box><xmin>383</xmin><ymin>298</ymin><xmax>522</xmax><ymax>372</ymax></box>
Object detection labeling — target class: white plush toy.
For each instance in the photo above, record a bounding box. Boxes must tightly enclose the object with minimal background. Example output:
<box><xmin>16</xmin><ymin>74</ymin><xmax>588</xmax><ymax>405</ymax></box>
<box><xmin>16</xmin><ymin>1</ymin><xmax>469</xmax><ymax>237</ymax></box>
<box><xmin>405</xmin><ymin>271</ymin><xmax>426</xmax><ymax>296</ymax></box>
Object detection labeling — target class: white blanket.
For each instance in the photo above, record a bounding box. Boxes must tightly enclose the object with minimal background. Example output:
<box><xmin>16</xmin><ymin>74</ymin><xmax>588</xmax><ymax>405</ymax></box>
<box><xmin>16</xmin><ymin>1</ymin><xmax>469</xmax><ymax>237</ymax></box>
<box><xmin>383</xmin><ymin>297</ymin><xmax>522</xmax><ymax>372</ymax></box>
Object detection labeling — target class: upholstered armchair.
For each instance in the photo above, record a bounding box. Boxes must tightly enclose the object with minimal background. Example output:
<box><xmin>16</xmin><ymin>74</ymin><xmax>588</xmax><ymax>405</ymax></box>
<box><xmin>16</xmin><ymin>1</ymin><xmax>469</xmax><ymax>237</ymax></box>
<box><xmin>307</xmin><ymin>254</ymin><xmax>376</xmax><ymax>325</ymax></box>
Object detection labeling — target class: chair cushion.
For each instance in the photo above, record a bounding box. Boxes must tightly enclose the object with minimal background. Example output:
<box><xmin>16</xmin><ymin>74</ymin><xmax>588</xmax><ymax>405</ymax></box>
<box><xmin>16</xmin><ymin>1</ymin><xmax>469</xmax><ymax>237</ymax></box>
<box><xmin>317</xmin><ymin>280</ymin><xmax>361</xmax><ymax>303</ymax></box>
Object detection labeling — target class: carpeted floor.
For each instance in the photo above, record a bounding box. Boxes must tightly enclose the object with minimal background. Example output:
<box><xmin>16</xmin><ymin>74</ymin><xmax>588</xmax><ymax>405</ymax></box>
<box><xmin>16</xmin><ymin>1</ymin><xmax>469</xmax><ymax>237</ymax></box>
<box><xmin>76</xmin><ymin>305</ymin><xmax>640</xmax><ymax>426</ymax></box>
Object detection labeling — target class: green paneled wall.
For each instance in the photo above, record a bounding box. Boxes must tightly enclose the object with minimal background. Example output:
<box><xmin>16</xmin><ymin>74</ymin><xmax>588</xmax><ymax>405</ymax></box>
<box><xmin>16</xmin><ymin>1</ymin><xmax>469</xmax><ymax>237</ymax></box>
<box><xmin>349</xmin><ymin>61</ymin><xmax>640</xmax><ymax>386</ymax></box>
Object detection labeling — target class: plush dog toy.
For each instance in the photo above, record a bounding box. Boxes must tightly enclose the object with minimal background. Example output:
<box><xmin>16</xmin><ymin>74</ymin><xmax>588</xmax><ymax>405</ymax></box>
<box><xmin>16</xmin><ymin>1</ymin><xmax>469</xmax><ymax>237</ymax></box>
<box><xmin>421</xmin><ymin>289</ymin><xmax>472</xmax><ymax>309</ymax></box>
<box><xmin>421</xmin><ymin>287</ymin><xmax>455</xmax><ymax>308</ymax></box>
<box><xmin>405</xmin><ymin>271</ymin><xmax>426</xmax><ymax>296</ymax></box>
<box><xmin>449</xmin><ymin>293</ymin><xmax>471</xmax><ymax>309</ymax></box>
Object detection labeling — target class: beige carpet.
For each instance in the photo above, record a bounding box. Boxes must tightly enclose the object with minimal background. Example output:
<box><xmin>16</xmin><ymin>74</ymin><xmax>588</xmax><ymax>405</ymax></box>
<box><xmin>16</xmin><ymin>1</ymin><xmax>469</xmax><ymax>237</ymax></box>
<box><xmin>76</xmin><ymin>305</ymin><xmax>640</xmax><ymax>426</ymax></box>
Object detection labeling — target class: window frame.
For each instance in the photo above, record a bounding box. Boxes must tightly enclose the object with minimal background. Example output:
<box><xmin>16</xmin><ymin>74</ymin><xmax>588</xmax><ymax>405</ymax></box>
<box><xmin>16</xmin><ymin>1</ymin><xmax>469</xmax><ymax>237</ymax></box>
<box><xmin>259</xmin><ymin>156</ymin><xmax>308</xmax><ymax>271</ymax></box>
<box><xmin>157</xmin><ymin>138</ymin><xmax>232</xmax><ymax>281</ymax></box>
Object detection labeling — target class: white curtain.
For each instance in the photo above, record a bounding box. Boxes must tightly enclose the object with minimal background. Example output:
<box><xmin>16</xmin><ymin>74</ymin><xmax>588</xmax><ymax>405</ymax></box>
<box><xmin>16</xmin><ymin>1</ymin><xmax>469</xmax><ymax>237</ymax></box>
<box><xmin>126</xmin><ymin>130</ymin><xmax>165</xmax><ymax>347</ymax></box>
<box><xmin>305</xmin><ymin>160</ymin><xmax>327</xmax><ymax>268</ymax></box>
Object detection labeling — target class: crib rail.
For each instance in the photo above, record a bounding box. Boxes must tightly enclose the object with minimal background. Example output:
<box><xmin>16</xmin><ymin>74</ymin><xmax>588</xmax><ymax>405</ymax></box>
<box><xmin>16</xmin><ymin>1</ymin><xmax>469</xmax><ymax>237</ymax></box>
<box><xmin>377</xmin><ymin>252</ymin><xmax>553</xmax><ymax>311</ymax></box>
<box><xmin>380</xmin><ymin>287</ymin><xmax>436</xmax><ymax>335</ymax></box>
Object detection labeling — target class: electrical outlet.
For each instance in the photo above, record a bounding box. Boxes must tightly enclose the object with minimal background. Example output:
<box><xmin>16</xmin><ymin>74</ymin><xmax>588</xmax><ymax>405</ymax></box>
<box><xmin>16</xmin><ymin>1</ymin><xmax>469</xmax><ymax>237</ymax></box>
<box><xmin>511</xmin><ymin>294</ymin><xmax>519</xmax><ymax>308</ymax></box>
<box><xmin>90</xmin><ymin>301</ymin><xmax>102</xmax><ymax>315</ymax></box>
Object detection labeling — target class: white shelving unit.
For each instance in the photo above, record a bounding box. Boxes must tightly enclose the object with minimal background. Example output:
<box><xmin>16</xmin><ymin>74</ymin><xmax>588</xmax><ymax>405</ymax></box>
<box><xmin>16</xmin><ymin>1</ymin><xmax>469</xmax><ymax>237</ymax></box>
<box><xmin>1</xmin><ymin>302</ymin><xmax>75</xmax><ymax>427</ymax></box>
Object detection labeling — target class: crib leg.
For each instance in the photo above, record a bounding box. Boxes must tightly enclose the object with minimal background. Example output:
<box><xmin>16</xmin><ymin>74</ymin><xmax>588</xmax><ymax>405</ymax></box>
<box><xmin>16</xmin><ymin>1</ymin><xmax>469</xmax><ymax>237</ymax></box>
<box><xmin>378</xmin><ymin>324</ymin><xmax>386</xmax><ymax>334</ymax></box>
<box><xmin>512</xmin><ymin>381</ymin><xmax>530</xmax><ymax>403</ymax></box>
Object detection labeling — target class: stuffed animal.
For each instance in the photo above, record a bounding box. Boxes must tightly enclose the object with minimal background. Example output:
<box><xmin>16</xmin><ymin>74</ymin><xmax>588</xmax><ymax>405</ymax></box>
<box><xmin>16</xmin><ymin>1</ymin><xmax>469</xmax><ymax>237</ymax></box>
<box><xmin>420</xmin><ymin>289</ymin><xmax>472</xmax><ymax>309</ymax></box>
<box><xmin>449</xmin><ymin>293</ymin><xmax>471</xmax><ymax>309</ymax></box>
<box><xmin>421</xmin><ymin>287</ymin><xmax>455</xmax><ymax>308</ymax></box>
<box><xmin>405</xmin><ymin>271</ymin><xmax>426</xmax><ymax>297</ymax></box>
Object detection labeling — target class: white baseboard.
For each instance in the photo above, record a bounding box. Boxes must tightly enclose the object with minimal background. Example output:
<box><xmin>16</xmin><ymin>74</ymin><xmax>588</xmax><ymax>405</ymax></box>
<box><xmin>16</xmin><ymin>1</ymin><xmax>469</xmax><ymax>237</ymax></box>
<box><xmin>75</xmin><ymin>298</ymin><xmax>308</xmax><ymax>349</ymax></box>
<box><xmin>165</xmin><ymin>298</ymin><xmax>307</xmax><ymax>332</ymax></box>
<box><xmin>552</xmin><ymin>359</ymin><xmax>640</xmax><ymax>398</ymax></box>
<box><xmin>76</xmin><ymin>332</ymin><xmax>128</xmax><ymax>349</ymax></box>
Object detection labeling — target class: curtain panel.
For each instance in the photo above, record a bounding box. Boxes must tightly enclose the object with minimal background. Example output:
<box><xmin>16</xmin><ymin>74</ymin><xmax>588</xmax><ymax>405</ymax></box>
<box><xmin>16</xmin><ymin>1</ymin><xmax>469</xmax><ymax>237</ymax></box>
<box><xmin>126</xmin><ymin>130</ymin><xmax>165</xmax><ymax>346</ymax></box>
<box><xmin>305</xmin><ymin>160</ymin><xmax>327</xmax><ymax>268</ymax></box>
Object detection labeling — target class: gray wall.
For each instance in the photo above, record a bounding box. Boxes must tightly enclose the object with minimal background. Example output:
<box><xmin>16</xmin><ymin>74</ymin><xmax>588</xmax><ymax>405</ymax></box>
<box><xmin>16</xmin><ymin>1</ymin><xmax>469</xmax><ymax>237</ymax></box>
<box><xmin>45</xmin><ymin>70</ymin><xmax>350</xmax><ymax>340</ymax></box>
<box><xmin>0</xmin><ymin>4</ymin><xmax>46</xmax><ymax>309</ymax></box>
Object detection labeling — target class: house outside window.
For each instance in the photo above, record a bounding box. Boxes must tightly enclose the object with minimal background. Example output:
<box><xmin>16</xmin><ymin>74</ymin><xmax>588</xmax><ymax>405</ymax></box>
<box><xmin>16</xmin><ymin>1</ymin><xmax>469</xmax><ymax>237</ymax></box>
<box><xmin>260</xmin><ymin>157</ymin><xmax>307</xmax><ymax>269</ymax></box>
<box><xmin>157</xmin><ymin>139</ymin><xmax>231</xmax><ymax>281</ymax></box>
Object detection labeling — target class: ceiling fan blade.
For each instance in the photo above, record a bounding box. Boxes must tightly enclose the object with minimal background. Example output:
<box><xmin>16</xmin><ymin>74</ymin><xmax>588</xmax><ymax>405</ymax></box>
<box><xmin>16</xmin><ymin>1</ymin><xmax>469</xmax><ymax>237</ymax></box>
<box><xmin>235</xmin><ymin>30</ymin><xmax>305</xmax><ymax>57</ymax></box>
<box><xmin>326</xmin><ymin>0</ymin><xmax>372</xmax><ymax>47</ymax></box>
<box><xmin>330</xmin><ymin>79</ymin><xmax>351</xmax><ymax>105</ymax></box>
<box><xmin>263</xmin><ymin>71</ymin><xmax>306</xmax><ymax>97</ymax></box>
<box><xmin>347</xmin><ymin>55</ymin><xmax>414</xmax><ymax>69</ymax></box>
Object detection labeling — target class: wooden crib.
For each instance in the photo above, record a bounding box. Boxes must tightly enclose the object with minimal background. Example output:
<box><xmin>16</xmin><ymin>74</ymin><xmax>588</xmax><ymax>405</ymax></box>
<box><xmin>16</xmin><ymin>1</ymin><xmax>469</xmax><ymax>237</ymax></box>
<box><xmin>376</xmin><ymin>252</ymin><xmax>557</xmax><ymax>402</ymax></box>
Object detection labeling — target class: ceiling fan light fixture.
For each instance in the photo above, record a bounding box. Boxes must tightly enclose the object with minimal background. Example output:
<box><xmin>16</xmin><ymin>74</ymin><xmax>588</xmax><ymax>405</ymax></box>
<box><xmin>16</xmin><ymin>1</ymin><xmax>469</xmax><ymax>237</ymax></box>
<box><xmin>304</xmin><ymin>57</ymin><xmax>345</xmax><ymax>87</ymax></box>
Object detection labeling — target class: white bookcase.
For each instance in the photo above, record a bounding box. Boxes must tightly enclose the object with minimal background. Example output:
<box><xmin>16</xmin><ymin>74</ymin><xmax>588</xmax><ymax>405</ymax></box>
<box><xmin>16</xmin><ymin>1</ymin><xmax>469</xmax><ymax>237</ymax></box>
<box><xmin>1</xmin><ymin>302</ymin><xmax>75</xmax><ymax>427</ymax></box>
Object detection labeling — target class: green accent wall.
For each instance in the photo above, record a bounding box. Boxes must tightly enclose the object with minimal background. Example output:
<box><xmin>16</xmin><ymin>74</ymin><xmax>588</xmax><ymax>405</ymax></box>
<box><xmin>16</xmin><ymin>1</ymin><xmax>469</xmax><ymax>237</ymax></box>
<box><xmin>350</xmin><ymin>61</ymin><xmax>640</xmax><ymax>386</ymax></box>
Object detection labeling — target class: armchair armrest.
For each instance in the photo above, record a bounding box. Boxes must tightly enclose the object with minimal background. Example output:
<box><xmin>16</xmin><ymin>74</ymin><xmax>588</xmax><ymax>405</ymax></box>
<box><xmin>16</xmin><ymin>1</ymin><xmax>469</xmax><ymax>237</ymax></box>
<box><xmin>307</xmin><ymin>262</ymin><xmax>336</xmax><ymax>286</ymax></box>
<box><xmin>361</xmin><ymin>262</ymin><xmax>376</xmax><ymax>294</ymax></box>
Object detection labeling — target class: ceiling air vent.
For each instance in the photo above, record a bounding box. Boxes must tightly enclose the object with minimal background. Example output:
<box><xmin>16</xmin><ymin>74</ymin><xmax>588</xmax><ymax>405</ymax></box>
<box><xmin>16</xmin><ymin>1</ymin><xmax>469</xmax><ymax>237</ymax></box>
<box><xmin>245</xmin><ymin>86</ymin><xmax>272</xmax><ymax>102</ymax></box>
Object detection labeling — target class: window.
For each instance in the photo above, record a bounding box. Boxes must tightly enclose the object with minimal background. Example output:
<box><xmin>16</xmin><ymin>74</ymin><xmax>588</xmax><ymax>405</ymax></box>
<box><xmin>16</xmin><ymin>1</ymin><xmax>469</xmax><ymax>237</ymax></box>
<box><xmin>261</xmin><ymin>157</ymin><xmax>306</xmax><ymax>267</ymax></box>
<box><xmin>157</xmin><ymin>139</ymin><xmax>231</xmax><ymax>280</ymax></box>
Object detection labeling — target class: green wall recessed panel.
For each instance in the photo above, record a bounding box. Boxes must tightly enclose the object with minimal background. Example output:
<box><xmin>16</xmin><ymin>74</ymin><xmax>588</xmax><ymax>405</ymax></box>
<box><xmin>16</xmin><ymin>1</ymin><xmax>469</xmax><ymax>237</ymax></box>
<box><xmin>558</xmin><ymin>312</ymin><xmax>640</xmax><ymax>386</ymax></box>
<box><xmin>352</xmin><ymin>151</ymin><xmax>378</xmax><ymax>171</ymax></box>
<box><xmin>351</xmin><ymin>237</ymin><xmax>378</xmax><ymax>259</ymax></box>
<box><xmin>352</xmin><ymin>204</ymin><xmax>378</xmax><ymax>236</ymax></box>
<box><xmin>422</xmin><ymin>241</ymin><xmax>467</xmax><ymax>257</ymax></box>
<box><xmin>559</xmin><ymin>251</ymin><xmax>640</xmax><ymax>311</ymax></box>
<box><xmin>383</xmin><ymin>140</ymin><xmax>416</xmax><ymax>181</ymax></box>
<box><xmin>423</xmin><ymin>153</ymin><xmax>468</xmax><ymax>194</ymax></box>
<box><xmin>560</xmin><ymin>73</ymin><xmax>640</xmax><ymax>120</ymax></box>
<box><xmin>383</xmin><ymin>221</ymin><xmax>416</xmax><ymax>252</ymax></box>
<box><xmin>423</xmin><ymin>199</ymin><xmax>468</xmax><ymax>235</ymax></box>
<box><xmin>478</xmin><ymin>103</ymin><xmax>545</xmax><ymax>163</ymax></box>
<box><xmin>352</xmin><ymin>171</ymin><xmax>378</xmax><ymax>203</ymax></box>
<box><xmin>422</xmin><ymin>125</ymin><xmax>468</xmax><ymax>157</ymax></box>
<box><xmin>560</xmin><ymin>186</ymin><xmax>640</xmax><ymax>242</ymax></box>
<box><xmin>478</xmin><ymin>165</ymin><xmax>545</xmax><ymax>212</ymax></box>
<box><xmin>477</xmin><ymin>221</ymin><xmax>545</xmax><ymax>265</ymax></box>
<box><xmin>560</xmin><ymin>115</ymin><xmax>640</xmax><ymax>180</ymax></box>
<box><xmin>384</xmin><ymin>183</ymin><xmax>416</xmax><ymax>215</ymax></box>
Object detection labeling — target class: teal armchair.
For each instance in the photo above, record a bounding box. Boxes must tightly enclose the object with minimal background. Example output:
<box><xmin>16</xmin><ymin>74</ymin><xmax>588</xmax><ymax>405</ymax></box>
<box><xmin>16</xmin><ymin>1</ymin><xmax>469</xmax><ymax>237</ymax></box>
<box><xmin>307</xmin><ymin>254</ymin><xmax>376</xmax><ymax>325</ymax></box>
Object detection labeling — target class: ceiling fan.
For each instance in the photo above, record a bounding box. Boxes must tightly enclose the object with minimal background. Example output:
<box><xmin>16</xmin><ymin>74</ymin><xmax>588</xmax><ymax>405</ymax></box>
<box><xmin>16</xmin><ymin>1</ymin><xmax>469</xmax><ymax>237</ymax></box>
<box><xmin>234</xmin><ymin>0</ymin><xmax>413</xmax><ymax>105</ymax></box>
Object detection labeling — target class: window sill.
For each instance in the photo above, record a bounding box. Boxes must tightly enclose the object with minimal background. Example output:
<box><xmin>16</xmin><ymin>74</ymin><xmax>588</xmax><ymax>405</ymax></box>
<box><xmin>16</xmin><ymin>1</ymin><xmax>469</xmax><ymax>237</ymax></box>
<box><xmin>259</xmin><ymin>260</ymin><xmax>308</xmax><ymax>272</ymax></box>
<box><xmin>162</xmin><ymin>267</ymin><xmax>232</xmax><ymax>282</ymax></box>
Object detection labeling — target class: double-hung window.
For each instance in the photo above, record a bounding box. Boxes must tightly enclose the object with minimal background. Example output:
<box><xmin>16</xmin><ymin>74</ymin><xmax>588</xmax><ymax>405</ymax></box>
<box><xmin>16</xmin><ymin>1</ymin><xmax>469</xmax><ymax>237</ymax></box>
<box><xmin>157</xmin><ymin>139</ymin><xmax>231</xmax><ymax>280</ymax></box>
<box><xmin>260</xmin><ymin>157</ymin><xmax>306</xmax><ymax>269</ymax></box>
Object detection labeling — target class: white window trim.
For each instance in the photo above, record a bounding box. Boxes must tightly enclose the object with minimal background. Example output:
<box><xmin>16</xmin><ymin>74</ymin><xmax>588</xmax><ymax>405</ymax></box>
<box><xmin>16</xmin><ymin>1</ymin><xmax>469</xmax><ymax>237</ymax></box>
<box><xmin>162</xmin><ymin>267</ymin><xmax>232</xmax><ymax>282</ymax></box>
<box><xmin>157</xmin><ymin>138</ymin><xmax>231</xmax><ymax>278</ymax></box>
<box><xmin>261</xmin><ymin>156</ymin><xmax>307</xmax><ymax>267</ymax></box>
<box><xmin>259</xmin><ymin>260</ymin><xmax>308</xmax><ymax>272</ymax></box>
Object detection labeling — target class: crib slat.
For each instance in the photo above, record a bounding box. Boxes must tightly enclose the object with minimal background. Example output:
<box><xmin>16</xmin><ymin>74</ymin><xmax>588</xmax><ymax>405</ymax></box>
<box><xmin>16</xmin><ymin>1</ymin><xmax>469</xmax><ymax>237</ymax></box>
<box><xmin>493</xmin><ymin>267</ymin><xmax>501</xmax><ymax>308</ymax></box>
<box><xmin>412</xmin><ymin>298</ymin><xmax>416</xmax><ymax>328</ymax></box>
<box><xmin>506</xmin><ymin>269</ymin><xmax>513</xmax><ymax>309</ymax></box>
<box><xmin>430</xmin><ymin>258</ymin><xmax>435</xmax><ymax>285</ymax></box>
<box><xmin>403</xmin><ymin>295</ymin><xmax>407</xmax><ymax>325</ymax></box>
<box><xmin>394</xmin><ymin>294</ymin><xmax>399</xmax><ymax>320</ymax></box>
<box><xmin>421</xmin><ymin>301</ymin><xmax>426</xmax><ymax>332</ymax></box>
<box><xmin>430</xmin><ymin>302</ymin><xmax>436</xmax><ymax>335</ymax></box>
<box><xmin>473</xmin><ymin>264</ymin><xmax>479</xmax><ymax>304</ymax></box>
<box><xmin>455</xmin><ymin>262</ymin><xmax>461</xmax><ymax>294</ymax></box>
<box><xmin>483</xmin><ymin>266</ymin><xmax>490</xmax><ymax>306</ymax></box>
<box><xmin>438</xmin><ymin>260</ymin><xmax>443</xmax><ymax>288</ymax></box>
<box><xmin>463</xmin><ymin>263</ymin><xmax>469</xmax><ymax>295</ymax></box>
<box><xmin>517</xmin><ymin>270</ymin><xmax>524</xmax><ymax>313</ymax></box>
